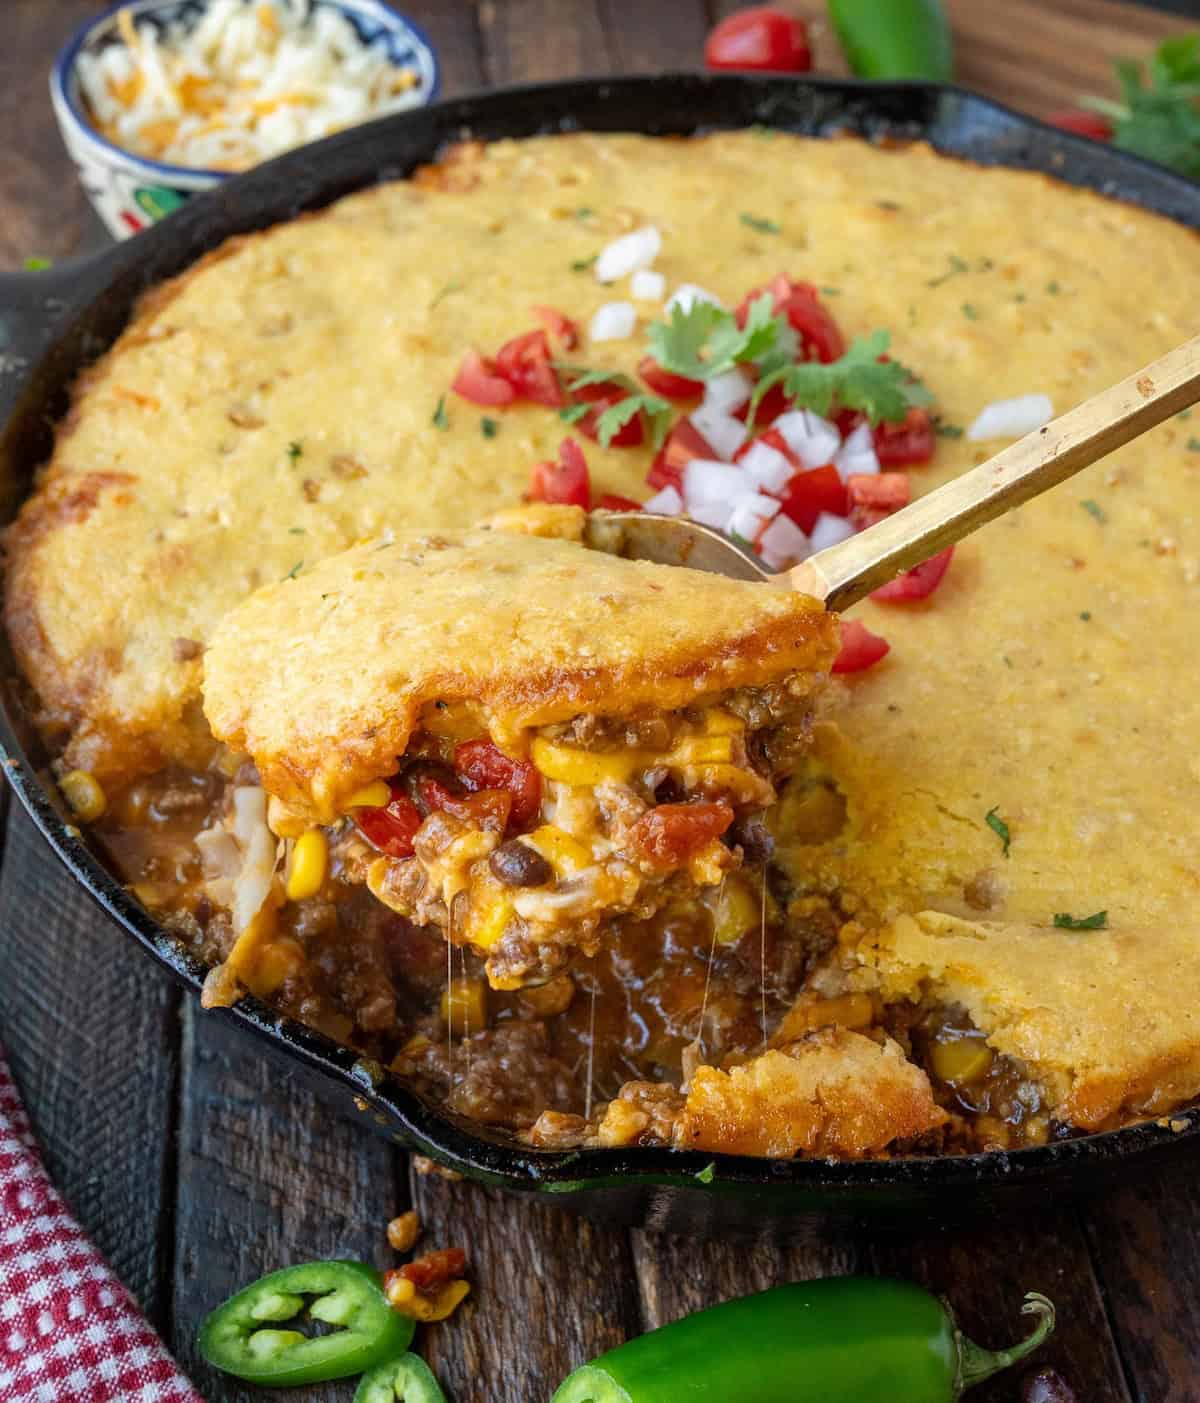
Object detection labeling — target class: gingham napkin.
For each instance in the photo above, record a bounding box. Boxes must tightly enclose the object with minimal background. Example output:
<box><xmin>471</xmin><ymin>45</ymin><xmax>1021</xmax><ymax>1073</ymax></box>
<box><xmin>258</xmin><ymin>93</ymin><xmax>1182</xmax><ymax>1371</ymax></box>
<box><xmin>0</xmin><ymin>1043</ymin><xmax>203</xmax><ymax>1403</ymax></box>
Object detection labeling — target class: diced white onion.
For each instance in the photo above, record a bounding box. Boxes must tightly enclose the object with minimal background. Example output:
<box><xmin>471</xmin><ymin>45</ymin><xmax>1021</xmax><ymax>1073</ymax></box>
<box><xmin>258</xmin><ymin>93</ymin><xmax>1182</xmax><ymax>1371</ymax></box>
<box><xmin>595</xmin><ymin>226</ymin><xmax>661</xmax><ymax>284</ymax></box>
<box><xmin>759</xmin><ymin>513</ymin><xmax>811</xmax><ymax>569</ymax></box>
<box><xmin>808</xmin><ymin>512</ymin><xmax>856</xmax><ymax>552</ymax></box>
<box><xmin>643</xmin><ymin>485</ymin><xmax>683</xmax><ymax>516</ymax></box>
<box><xmin>689</xmin><ymin>500</ymin><xmax>733</xmax><ymax>530</ymax></box>
<box><xmin>739</xmin><ymin>439</ymin><xmax>794</xmax><ymax>496</ymax></box>
<box><xmin>589</xmin><ymin>301</ymin><xmax>637</xmax><ymax>342</ymax></box>
<box><xmin>834</xmin><ymin>423</ymin><xmax>879</xmax><ymax>479</ymax></box>
<box><xmin>690</xmin><ymin>405</ymin><xmax>747</xmax><ymax>462</ymax></box>
<box><xmin>774</xmin><ymin>409</ymin><xmax>841</xmax><ymax>470</ymax></box>
<box><xmin>229</xmin><ymin>785</ymin><xmax>277</xmax><ymax>933</ymax></box>
<box><xmin>702</xmin><ymin>369</ymin><xmax>751</xmax><ymax>415</ymax></box>
<box><xmin>631</xmin><ymin>269</ymin><xmax>666</xmax><ymax>301</ymax></box>
<box><xmin>728</xmin><ymin>491</ymin><xmax>781</xmax><ymax>542</ymax></box>
<box><xmin>683</xmin><ymin>458</ymin><xmax>745</xmax><ymax>505</ymax></box>
<box><xmin>968</xmin><ymin>394</ymin><xmax>1054</xmax><ymax>441</ymax></box>
<box><xmin>665</xmin><ymin>283</ymin><xmax>725</xmax><ymax>316</ymax></box>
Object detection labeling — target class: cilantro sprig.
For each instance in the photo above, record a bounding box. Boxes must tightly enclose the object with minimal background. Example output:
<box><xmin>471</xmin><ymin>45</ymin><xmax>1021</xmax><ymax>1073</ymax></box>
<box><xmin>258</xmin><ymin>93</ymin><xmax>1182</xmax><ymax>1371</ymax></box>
<box><xmin>647</xmin><ymin>294</ymin><xmax>797</xmax><ymax>383</ymax></box>
<box><xmin>554</xmin><ymin>366</ymin><xmax>672</xmax><ymax>451</ymax></box>
<box><xmin>1081</xmin><ymin>33</ymin><xmax>1200</xmax><ymax>181</ymax></box>
<box><xmin>750</xmin><ymin>330</ymin><xmax>932</xmax><ymax>426</ymax></box>
<box><xmin>1053</xmin><ymin>910</ymin><xmax>1108</xmax><ymax>931</ymax></box>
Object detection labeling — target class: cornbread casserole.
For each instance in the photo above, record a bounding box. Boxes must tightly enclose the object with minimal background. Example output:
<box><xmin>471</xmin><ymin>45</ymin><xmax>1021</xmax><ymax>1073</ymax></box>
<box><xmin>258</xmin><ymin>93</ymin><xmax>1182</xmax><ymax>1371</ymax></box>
<box><xmin>201</xmin><ymin>522</ymin><xmax>837</xmax><ymax>991</ymax></box>
<box><xmin>8</xmin><ymin>128</ymin><xmax>1200</xmax><ymax>1159</ymax></box>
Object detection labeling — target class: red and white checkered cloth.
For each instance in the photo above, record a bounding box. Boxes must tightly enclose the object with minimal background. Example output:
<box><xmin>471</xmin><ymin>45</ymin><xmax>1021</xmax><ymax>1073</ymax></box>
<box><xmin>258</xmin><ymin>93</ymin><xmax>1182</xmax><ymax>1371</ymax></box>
<box><xmin>0</xmin><ymin>1043</ymin><xmax>204</xmax><ymax>1403</ymax></box>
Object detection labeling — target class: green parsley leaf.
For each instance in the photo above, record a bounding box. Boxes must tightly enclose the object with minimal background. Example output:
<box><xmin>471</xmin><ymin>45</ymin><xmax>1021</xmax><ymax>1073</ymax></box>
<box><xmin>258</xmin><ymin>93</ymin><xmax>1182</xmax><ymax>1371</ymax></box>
<box><xmin>432</xmin><ymin>396</ymin><xmax>450</xmax><ymax>430</ymax></box>
<box><xmin>985</xmin><ymin>807</ymin><xmax>1011</xmax><ymax>858</ymax></box>
<box><xmin>288</xmin><ymin>527</ymin><xmax>306</xmax><ymax>535</ymax></box>
<box><xmin>558</xmin><ymin>403</ymin><xmax>590</xmax><ymax>424</ymax></box>
<box><xmin>595</xmin><ymin>392</ymin><xmax>672</xmax><ymax>451</ymax></box>
<box><xmin>571</xmin><ymin>254</ymin><xmax>597</xmax><ymax>272</ymax></box>
<box><xmin>740</xmin><ymin>212</ymin><xmax>781</xmax><ymax>234</ymax></box>
<box><xmin>695</xmin><ymin>1162</ymin><xmax>716</xmax><ymax>1184</ymax></box>
<box><xmin>961</xmin><ymin>303</ymin><xmax>979</xmax><ymax>320</ymax></box>
<box><xmin>934</xmin><ymin>420</ymin><xmax>964</xmax><ymax>439</ymax></box>
<box><xmin>1080</xmin><ymin>610</ymin><xmax>1092</xmax><ymax>621</ymax></box>
<box><xmin>430</xmin><ymin>279</ymin><xmax>462</xmax><ymax>308</ymax></box>
<box><xmin>287</xmin><ymin>440</ymin><xmax>303</xmax><ymax>461</ymax></box>
<box><xmin>1187</xmin><ymin>436</ymin><xmax>1200</xmax><ymax>452</ymax></box>
<box><xmin>1179</xmin><ymin>408</ymin><xmax>1192</xmax><ymax>420</ymax></box>
<box><xmin>575</xmin><ymin>206</ymin><xmax>594</xmax><ymax>218</ymax></box>
<box><xmin>927</xmin><ymin>254</ymin><xmax>969</xmax><ymax>288</ymax></box>
<box><xmin>23</xmin><ymin>255</ymin><xmax>52</xmax><ymax>271</ymax></box>
<box><xmin>481</xmin><ymin>417</ymin><xmax>500</xmax><ymax>439</ymax></box>
<box><xmin>820</xmin><ymin>286</ymin><xmax>842</xmax><ymax>296</ymax></box>
<box><xmin>1053</xmin><ymin>910</ymin><xmax>1108</xmax><ymax>930</ymax></box>
<box><xmin>555</xmin><ymin>365</ymin><xmax>639</xmax><ymax>395</ymax></box>
<box><xmin>750</xmin><ymin>330</ymin><xmax>933</xmax><ymax>427</ymax></box>
<box><xmin>1046</xmin><ymin>280</ymin><xmax>1061</xmax><ymax>295</ymax></box>
<box><xmin>1081</xmin><ymin>498</ymin><xmax>1107</xmax><ymax>523</ymax></box>
<box><xmin>284</xmin><ymin>560</ymin><xmax>304</xmax><ymax>580</ymax></box>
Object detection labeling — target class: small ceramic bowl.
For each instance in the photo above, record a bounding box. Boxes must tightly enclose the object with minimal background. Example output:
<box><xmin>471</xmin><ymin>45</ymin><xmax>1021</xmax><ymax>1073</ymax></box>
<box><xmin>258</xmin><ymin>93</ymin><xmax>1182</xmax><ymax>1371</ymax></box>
<box><xmin>50</xmin><ymin>0</ymin><xmax>439</xmax><ymax>239</ymax></box>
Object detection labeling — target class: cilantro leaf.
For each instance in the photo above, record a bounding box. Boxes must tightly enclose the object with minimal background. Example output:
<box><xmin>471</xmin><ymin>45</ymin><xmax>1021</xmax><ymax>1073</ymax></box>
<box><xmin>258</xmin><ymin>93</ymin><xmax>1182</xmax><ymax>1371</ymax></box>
<box><xmin>740</xmin><ymin>212</ymin><xmax>781</xmax><ymax>234</ymax></box>
<box><xmin>432</xmin><ymin>396</ymin><xmax>450</xmax><ymax>430</ymax></box>
<box><xmin>985</xmin><ymin>807</ymin><xmax>1011</xmax><ymax>858</ymax></box>
<box><xmin>646</xmin><ymin>295</ymin><xmax>796</xmax><ymax>383</ymax></box>
<box><xmin>555</xmin><ymin>365</ymin><xmax>639</xmax><ymax>395</ymax></box>
<box><xmin>595</xmin><ymin>392</ymin><xmax>672</xmax><ymax>451</ymax></box>
<box><xmin>749</xmin><ymin>330</ymin><xmax>933</xmax><ymax>426</ymax></box>
<box><xmin>1053</xmin><ymin>910</ymin><xmax>1108</xmax><ymax>931</ymax></box>
<box><xmin>1080</xmin><ymin>35</ymin><xmax>1200</xmax><ymax>181</ymax></box>
<box><xmin>558</xmin><ymin>403</ymin><xmax>589</xmax><ymax>424</ymax></box>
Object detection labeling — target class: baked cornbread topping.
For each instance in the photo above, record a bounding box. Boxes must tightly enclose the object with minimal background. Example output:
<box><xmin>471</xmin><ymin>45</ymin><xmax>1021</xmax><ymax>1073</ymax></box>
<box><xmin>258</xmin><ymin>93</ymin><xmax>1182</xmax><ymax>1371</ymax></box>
<box><xmin>200</xmin><ymin>524</ymin><xmax>837</xmax><ymax>993</ymax></box>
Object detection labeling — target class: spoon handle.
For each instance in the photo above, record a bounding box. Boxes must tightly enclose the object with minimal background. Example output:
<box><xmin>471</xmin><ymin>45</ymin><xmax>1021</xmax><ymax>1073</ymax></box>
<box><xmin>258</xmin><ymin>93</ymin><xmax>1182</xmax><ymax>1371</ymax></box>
<box><xmin>788</xmin><ymin>333</ymin><xmax>1200</xmax><ymax>612</ymax></box>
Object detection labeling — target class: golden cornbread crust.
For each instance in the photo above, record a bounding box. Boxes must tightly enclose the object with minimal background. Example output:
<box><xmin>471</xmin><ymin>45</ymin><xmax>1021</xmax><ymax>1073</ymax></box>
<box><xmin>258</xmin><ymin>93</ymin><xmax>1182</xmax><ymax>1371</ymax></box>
<box><xmin>202</xmin><ymin>527</ymin><xmax>835</xmax><ymax>822</ymax></box>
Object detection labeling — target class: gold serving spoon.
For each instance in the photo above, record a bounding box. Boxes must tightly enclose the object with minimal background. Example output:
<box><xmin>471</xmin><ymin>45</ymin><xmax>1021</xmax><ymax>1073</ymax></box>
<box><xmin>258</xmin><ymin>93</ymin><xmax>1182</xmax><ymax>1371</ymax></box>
<box><xmin>588</xmin><ymin>335</ymin><xmax>1200</xmax><ymax>607</ymax></box>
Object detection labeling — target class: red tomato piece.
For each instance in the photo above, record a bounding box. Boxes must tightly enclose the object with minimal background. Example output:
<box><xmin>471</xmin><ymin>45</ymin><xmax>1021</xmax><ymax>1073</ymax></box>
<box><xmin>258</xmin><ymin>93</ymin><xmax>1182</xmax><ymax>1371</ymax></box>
<box><xmin>496</xmin><ymin>329</ymin><xmax>565</xmax><ymax>408</ymax></box>
<box><xmin>454</xmin><ymin>738</ymin><xmax>543</xmax><ymax>831</ymax></box>
<box><xmin>738</xmin><ymin>275</ymin><xmax>844</xmax><ymax>363</ymax></box>
<box><xmin>741</xmin><ymin>426</ymin><xmax>800</xmax><ymax>469</ymax></box>
<box><xmin>416</xmin><ymin>769</ymin><xmax>512</xmax><ymax>832</ymax></box>
<box><xmin>392</xmin><ymin>1248</ymin><xmax>467</xmax><ymax>1292</ymax></box>
<box><xmin>738</xmin><ymin>379</ymin><xmax>792</xmax><ymax>427</ymax></box>
<box><xmin>704</xmin><ymin>6</ymin><xmax>811</xmax><ymax>73</ymax></box>
<box><xmin>531</xmin><ymin>305</ymin><xmax>580</xmax><ymax>349</ymax></box>
<box><xmin>646</xmin><ymin>453</ymin><xmax>683</xmax><ymax>493</ymax></box>
<box><xmin>630</xmin><ymin>801</ymin><xmax>734</xmax><ymax>870</ymax></box>
<box><xmin>355</xmin><ymin>782</ymin><xmax>423</xmax><ymax>858</ymax></box>
<box><xmin>451</xmin><ymin>349</ymin><xmax>516</xmax><ymax>407</ymax></box>
<box><xmin>638</xmin><ymin>356</ymin><xmax>704</xmax><ymax>400</ymax></box>
<box><xmin>597</xmin><ymin>493</ymin><xmax>641</xmax><ymax>511</ymax></box>
<box><xmin>833</xmin><ymin>619</ymin><xmax>890</xmax><ymax>675</ymax></box>
<box><xmin>834</xmin><ymin>407</ymin><xmax>864</xmax><ymax>439</ymax></box>
<box><xmin>570</xmin><ymin>379</ymin><xmax>644</xmax><ymax>447</ymax></box>
<box><xmin>664</xmin><ymin>418</ymin><xmax>716</xmax><ymax>473</ymax></box>
<box><xmin>872</xmin><ymin>546</ymin><xmax>955</xmax><ymax>602</ymax></box>
<box><xmin>847</xmin><ymin>471</ymin><xmax>911</xmax><ymax>513</ymax></box>
<box><xmin>529</xmin><ymin>437</ymin><xmax>592</xmax><ymax>509</ymax></box>
<box><xmin>873</xmin><ymin>408</ymin><xmax>935</xmax><ymax>467</ymax></box>
<box><xmin>779</xmin><ymin>465</ymin><xmax>848</xmax><ymax>533</ymax></box>
<box><xmin>1046</xmin><ymin>109</ymin><xmax>1113</xmax><ymax>142</ymax></box>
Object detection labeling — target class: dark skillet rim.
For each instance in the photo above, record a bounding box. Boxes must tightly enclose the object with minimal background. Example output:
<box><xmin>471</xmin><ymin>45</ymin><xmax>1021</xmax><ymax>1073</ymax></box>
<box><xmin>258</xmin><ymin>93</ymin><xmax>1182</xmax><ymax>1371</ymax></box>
<box><xmin>3</xmin><ymin>70</ymin><xmax>1200</xmax><ymax>1198</ymax></box>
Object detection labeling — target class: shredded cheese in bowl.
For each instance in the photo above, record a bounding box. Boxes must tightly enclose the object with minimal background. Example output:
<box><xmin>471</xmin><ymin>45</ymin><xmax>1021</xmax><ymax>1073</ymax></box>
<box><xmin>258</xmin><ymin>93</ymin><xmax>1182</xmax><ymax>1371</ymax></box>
<box><xmin>76</xmin><ymin>0</ymin><xmax>430</xmax><ymax>172</ymax></box>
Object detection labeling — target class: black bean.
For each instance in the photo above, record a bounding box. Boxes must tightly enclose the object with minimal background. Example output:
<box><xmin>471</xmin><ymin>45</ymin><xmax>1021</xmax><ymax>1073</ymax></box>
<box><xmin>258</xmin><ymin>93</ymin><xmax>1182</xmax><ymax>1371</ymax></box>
<box><xmin>727</xmin><ymin>814</ymin><xmax>775</xmax><ymax>865</ymax></box>
<box><xmin>489</xmin><ymin>840</ymin><xmax>553</xmax><ymax>888</ymax></box>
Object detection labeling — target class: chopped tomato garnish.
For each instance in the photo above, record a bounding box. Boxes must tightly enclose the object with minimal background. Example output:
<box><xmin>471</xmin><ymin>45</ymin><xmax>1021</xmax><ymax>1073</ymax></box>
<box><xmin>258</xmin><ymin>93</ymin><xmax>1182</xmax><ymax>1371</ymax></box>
<box><xmin>1046</xmin><ymin>109</ymin><xmax>1113</xmax><ymax>142</ymax></box>
<box><xmin>529</xmin><ymin>437</ymin><xmax>591</xmax><ymax>509</ymax></box>
<box><xmin>872</xmin><ymin>546</ymin><xmax>955</xmax><ymax>602</ymax></box>
<box><xmin>451</xmin><ymin>349</ymin><xmax>516</xmax><ymax>407</ymax></box>
<box><xmin>638</xmin><ymin>356</ymin><xmax>704</xmax><ymax>400</ymax></box>
<box><xmin>416</xmin><ymin>769</ymin><xmax>512</xmax><ymax>832</ymax></box>
<box><xmin>355</xmin><ymin>781</ymin><xmax>423</xmax><ymax>858</ymax></box>
<box><xmin>834</xmin><ymin>407</ymin><xmax>864</xmax><ymax>439</ymax></box>
<box><xmin>531</xmin><ymin>305</ymin><xmax>580</xmax><ymax>350</ymax></box>
<box><xmin>832</xmin><ymin>619</ymin><xmax>890</xmax><ymax>674</ymax></box>
<box><xmin>738</xmin><ymin>378</ymin><xmax>792</xmax><ymax>427</ymax></box>
<box><xmin>569</xmin><ymin>379</ymin><xmax>644</xmax><ymax>447</ymax></box>
<box><xmin>779</xmin><ymin>465</ymin><xmax>848</xmax><ymax>533</ymax></box>
<box><xmin>597</xmin><ymin>493</ymin><xmax>641</xmax><ymax>511</ymax></box>
<box><xmin>646</xmin><ymin>453</ymin><xmax>682</xmax><ymax>493</ymax></box>
<box><xmin>630</xmin><ymin>801</ymin><xmax>734</xmax><ymax>869</ymax></box>
<box><xmin>454</xmin><ymin>738</ymin><xmax>542</xmax><ymax>830</ymax></box>
<box><xmin>647</xmin><ymin>418</ymin><xmax>720</xmax><ymax>492</ymax></box>
<box><xmin>873</xmin><ymin>408</ymin><xmax>935</xmax><ymax>467</ymax></box>
<box><xmin>496</xmin><ymin>329</ymin><xmax>565</xmax><ymax>408</ymax></box>
<box><xmin>704</xmin><ymin>6</ymin><xmax>811</xmax><ymax>73</ymax></box>
<box><xmin>739</xmin><ymin>275</ymin><xmax>844</xmax><ymax>364</ymax></box>
<box><xmin>847</xmin><ymin>471</ymin><xmax>911</xmax><ymax>513</ymax></box>
<box><xmin>740</xmin><ymin>426</ymin><xmax>800</xmax><ymax>471</ymax></box>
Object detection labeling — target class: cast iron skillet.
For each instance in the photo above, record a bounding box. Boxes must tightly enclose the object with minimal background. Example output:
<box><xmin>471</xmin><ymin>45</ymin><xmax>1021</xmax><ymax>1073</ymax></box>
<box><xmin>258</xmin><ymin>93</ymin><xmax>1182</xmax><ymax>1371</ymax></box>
<box><xmin>2</xmin><ymin>73</ymin><xmax>1198</xmax><ymax>1233</ymax></box>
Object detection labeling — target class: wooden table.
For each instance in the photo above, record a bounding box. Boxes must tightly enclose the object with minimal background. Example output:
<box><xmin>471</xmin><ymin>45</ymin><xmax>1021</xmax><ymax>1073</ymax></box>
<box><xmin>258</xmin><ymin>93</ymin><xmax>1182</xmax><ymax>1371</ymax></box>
<box><xmin>2</xmin><ymin>3</ymin><xmax>1199</xmax><ymax>1400</ymax></box>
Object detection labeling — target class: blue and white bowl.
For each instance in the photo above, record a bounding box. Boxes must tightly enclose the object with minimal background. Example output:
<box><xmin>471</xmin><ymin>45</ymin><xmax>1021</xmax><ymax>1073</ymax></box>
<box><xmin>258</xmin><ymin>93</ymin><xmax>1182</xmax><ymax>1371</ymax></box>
<box><xmin>50</xmin><ymin>0</ymin><xmax>439</xmax><ymax>239</ymax></box>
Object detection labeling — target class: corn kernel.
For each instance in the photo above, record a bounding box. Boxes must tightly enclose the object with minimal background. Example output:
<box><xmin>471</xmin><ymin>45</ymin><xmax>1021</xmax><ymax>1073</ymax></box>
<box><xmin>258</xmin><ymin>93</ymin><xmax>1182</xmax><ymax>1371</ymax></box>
<box><xmin>385</xmin><ymin>1276</ymin><xmax>417</xmax><ymax>1308</ymax></box>
<box><xmin>930</xmin><ymin>1036</ymin><xmax>994</xmax><ymax>1086</ymax></box>
<box><xmin>774</xmin><ymin>992</ymin><xmax>875</xmax><ymax>1044</ymax></box>
<box><xmin>344</xmin><ymin>780</ymin><xmax>392</xmax><ymax>810</ymax></box>
<box><xmin>712</xmin><ymin>874</ymin><xmax>760</xmax><ymax>945</ymax></box>
<box><xmin>59</xmin><ymin>770</ymin><xmax>106</xmax><ymax>823</ymax></box>
<box><xmin>531</xmin><ymin>737</ymin><xmax>643</xmax><ymax>786</ymax></box>
<box><xmin>666</xmin><ymin>735</ymin><xmax>734</xmax><ymax>767</ymax></box>
<box><xmin>404</xmin><ymin>1280</ymin><xmax>471</xmax><ymax>1323</ymax></box>
<box><xmin>702</xmin><ymin>709</ymin><xmax>744</xmax><ymax>736</ymax></box>
<box><xmin>466</xmin><ymin>893</ymin><xmax>515</xmax><ymax>949</ymax></box>
<box><xmin>439</xmin><ymin>976</ymin><xmax>488</xmax><ymax>1037</ymax></box>
<box><xmin>525</xmin><ymin>824</ymin><xmax>592</xmax><ymax>876</ymax></box>
<box><xmin>421</xmin><ymin>701</ymin><xmax>483</xmax><ymax>742</ymax></box>
<box><xmin>387</xmin><ymin>1211</ymin><xmax>421</xmax><ymax>1253</ymax></box>
<box><xmin>242</xmin><ymin>937</ymin><xmax>305</xmax><ymax>998</ymax></box>
<box><xmin>285</xmin><ymin>829</ymin><xmax>328</xmax><ymax>901</ymax></box>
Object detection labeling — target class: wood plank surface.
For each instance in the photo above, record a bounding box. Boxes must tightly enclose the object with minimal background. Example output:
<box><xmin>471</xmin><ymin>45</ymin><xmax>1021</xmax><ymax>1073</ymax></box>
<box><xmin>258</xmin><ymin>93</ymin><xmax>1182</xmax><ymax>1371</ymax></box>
<box><xmin>1</xmin><ymin>3</ymin><xmax>1199</xmax><ymax>1402</ymax></box>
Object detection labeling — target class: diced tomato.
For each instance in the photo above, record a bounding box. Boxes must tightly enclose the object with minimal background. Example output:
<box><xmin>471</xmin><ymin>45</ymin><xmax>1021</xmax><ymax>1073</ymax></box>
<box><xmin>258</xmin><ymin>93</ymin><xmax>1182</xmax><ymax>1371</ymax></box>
<box><xmin>597</xmin><ymin>493</ymin><xmax>641</xmax><ymax>511</ymax></box>
<box><xmin>646</xmin><ymin>453</ymin><xmax>683</xmax><ymax>493</ymax></box>
<box><xmin>451</xmin><ymin>349</ymin><xmax>516</xmax><ymax>407</ymax></box>
<box><xmin>873</xmin><ymin>408</ymin><xmax>935</xmax><ymax>467</ymax></box>
<box><xmin>454</xmin><ymin>738</ymin><xmax>543</xmax><ymax>831</ymax></box>
<box><xmin>638</xmin><ymin>356</ymin><xmax>703</xmax><ymax>400</ymax></box>
<box><xmin>851</xmin><ymin>506</ymin><xmax>893</xmax><ymax>532</ymax></box>
<box><xmin>847</xmin><ymin>471</ymin><xmax>910</xmax><ymax>513</ymax></box>
<box><xmin>630</xmin><ymin>801</ymin><xmax>734</xmax><ymax>870</ymax></box>
<box><xmin>833</xmin><ymin>619</ymin><xmax>890</xmax><ymax>674</ymax></box>
<box><xmin>529</xmin><ymin>437</ymin><xmax>592</xmax><ymax>509</ymax></box>
<box><xmin>665</xmin><ymin>418</ymin><xmax>716</xmax><ymax>473</ymax></box>
<box><xmin>532</xmin><ymin>305</ymin><xmax>580</xmax><ymax>350</ymax></box>
<box><xmin>393</xmin><ymin>1248</ymin><xmax>467</xmax><ymax>1292</ymax></box>
<box><xmin>355</xmin><ymin>782</ymin><xmax>423</xmax><ymax>858</ymax></box>
<box><xmin>1046</xmin><ymin>109</ymin><xmax>1113</xmax><ymax>142</ymax></box>
<box><xmin>704</xmin><ymin>6</ymin><xmax>811</xmax><ymax>73</ymax></box>
<box><xmin>834</xmin><ymin>408</ymin><xmax>864</xmax><ymax>439</ymax></box>
<box><xmin>779</xmin><ymin>465</ymin><xmax>848</xmax><ymax>533</ymax></box>
<box><xmin>739</xmin><ymin>275</ymin><xmax>845</xmax><ymax>364</ymax></box>
<box><xmin>414</xmin><ymin>769</ymin><xmax>463</xmax><ymax>816</ymax></box>
<box><xmin>737</xmin><ymin>379</ymin><xmax>791</xmax><ymax>427</ymax></box>
<box><xmin>496</xmin><ymin>329</ymin><xmax>565</xmax><ymax>408</ymax></box>
<box><xmin>570</xmin><ymin>379</ymin><xmax>644</xmax><ymax>447</ymax></box>
<box><xmin>416</xmin><ymin>768</ymin><xmax>512</xmax><ymax>832</ymax></box>
<box><xmin>872</xmin><ymin>546</ymin><xmax>955</xmax><ymax>602</ymax></box>
<box><xmin>743</xmin><ymin>427</ymin><xmax>800</xmax><ymax>470</ymax></box>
